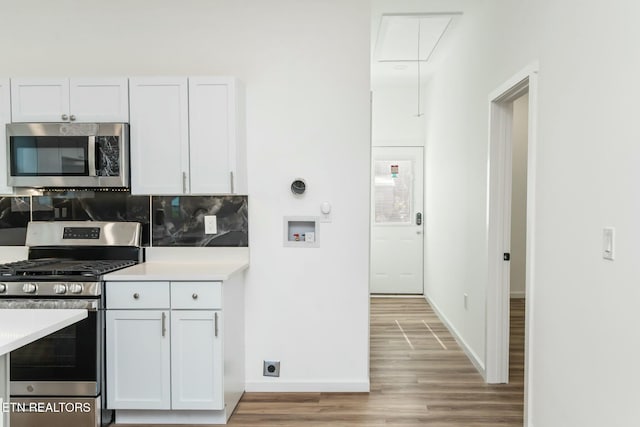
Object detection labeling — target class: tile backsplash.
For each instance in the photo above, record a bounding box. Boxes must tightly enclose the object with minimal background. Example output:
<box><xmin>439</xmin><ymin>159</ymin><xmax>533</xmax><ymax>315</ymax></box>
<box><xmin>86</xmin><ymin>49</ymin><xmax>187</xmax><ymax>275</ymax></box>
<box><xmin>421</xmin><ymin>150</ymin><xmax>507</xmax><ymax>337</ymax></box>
<box><xmin>152</xmin><ymin>196</ymin><xmax>248</xmax><ymax>247</ymax></box>
<box><xmin>0</xmin><ymin>193</ymin><xmax>248</xmax><ymax>247</ymax></box>
<box><xmin>0</xmin><ymin>197</ymin><xmax>31</xmax><ymax>245</ymax></box>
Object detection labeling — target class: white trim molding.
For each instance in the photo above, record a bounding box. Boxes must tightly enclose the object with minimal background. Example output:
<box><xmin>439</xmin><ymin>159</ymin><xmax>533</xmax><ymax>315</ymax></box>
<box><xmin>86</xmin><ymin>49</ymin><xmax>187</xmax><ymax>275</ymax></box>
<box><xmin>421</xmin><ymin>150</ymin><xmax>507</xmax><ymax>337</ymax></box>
<box><xmin>425</xmin><ymin>295</ymin><xmax>486</xmax><ymax>378</ymax></box>
<box><xmin>485</xmin><ymin>61</ymin><xmax>539</xmax><ymax>427</ymax></box>
<box><xmin>245</xmin><ymin>380</ymin><xmax>370</xmax><ymax>393</ymax></box>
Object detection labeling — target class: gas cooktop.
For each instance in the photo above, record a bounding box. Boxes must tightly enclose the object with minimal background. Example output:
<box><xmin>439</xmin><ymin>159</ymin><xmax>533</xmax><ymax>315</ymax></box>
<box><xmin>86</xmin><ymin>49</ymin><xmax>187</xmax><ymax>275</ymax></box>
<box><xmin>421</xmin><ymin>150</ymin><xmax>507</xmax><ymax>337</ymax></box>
<box><xmin>0</xmin><ymin>259</ymin><xmax>137</xmax><ymax>279</ymax></box>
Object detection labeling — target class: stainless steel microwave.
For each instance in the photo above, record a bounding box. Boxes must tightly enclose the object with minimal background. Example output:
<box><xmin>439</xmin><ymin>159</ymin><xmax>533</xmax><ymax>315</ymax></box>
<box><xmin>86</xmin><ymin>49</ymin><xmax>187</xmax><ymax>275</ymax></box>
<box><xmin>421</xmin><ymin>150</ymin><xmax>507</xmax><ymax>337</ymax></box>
<box><xmin>6</xmin><ymin>122</ymin><xmax>129</xmax><ymax>188</ymax></box>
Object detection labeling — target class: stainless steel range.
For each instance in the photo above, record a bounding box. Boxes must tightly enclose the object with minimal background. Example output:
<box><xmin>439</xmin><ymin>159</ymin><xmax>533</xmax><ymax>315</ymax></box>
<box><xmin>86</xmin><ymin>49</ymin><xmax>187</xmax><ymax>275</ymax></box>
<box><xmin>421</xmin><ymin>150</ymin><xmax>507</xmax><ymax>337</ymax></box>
<box><xmin>0</xmin><ymin>221</ymin><xmax>143</xmax><ymax>427</ymax></box>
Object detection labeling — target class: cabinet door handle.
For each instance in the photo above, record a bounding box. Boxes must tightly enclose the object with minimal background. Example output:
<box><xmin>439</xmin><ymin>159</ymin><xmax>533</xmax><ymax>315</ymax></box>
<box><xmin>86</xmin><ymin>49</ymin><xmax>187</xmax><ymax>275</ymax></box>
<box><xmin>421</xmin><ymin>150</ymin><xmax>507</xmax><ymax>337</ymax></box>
<box><xmin>61</xmin><ymin>114</ymin><xmax>69</xmax><ymax>121</ymax></box>
<box><xmin>214</xmin><ymin>312</ymin><xmax>218</xmax><ymax>337</ymax></box>
<box><xmin>133</xmin><ymin>292</ymin><xmax>139</xmax><ymax>299</ymax></box>
<box><xmin>182</xmin><ymin>171</ymin><xmax>187</xmax><ymax>193</ymax></box>
<box><xmin>230</xmin><ymin>171</ymin><xmax>234</xmax><ymax>194</ymax></box>
<box><xmin>192</xmin><ymin>293</ymin><xmax>198</xmax><ymax>300</ymax></box>
<box><xmin>69</xmin><ymin>114</ymin><xmax>76</xmax><ymax>121</ymax></box>
<box><xmin>161</xmin><ymin>312</ymin><xmax>166</xmax><ymax>337</ymax></box>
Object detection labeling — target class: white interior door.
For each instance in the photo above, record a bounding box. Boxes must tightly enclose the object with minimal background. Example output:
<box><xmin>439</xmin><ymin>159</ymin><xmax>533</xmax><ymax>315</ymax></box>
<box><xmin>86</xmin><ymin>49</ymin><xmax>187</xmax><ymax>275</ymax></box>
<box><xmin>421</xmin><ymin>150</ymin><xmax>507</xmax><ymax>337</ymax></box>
<box><xmin>370</xmin><ymin>146</ymin><xmax>424</xmax><ymax>294</ymax></box>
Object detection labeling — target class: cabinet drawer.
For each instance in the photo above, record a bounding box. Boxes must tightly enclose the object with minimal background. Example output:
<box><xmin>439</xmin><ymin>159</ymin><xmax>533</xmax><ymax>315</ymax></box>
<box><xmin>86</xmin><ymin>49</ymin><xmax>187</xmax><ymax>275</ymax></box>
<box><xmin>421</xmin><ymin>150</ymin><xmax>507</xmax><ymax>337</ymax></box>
<box><xmin>171</xmin><ymin>282</ymin><xmax>222</xmax><ymax>309</ymax></box>
<box><xmin>107</xmin><ymin>282</ymin><xmax>170</xmax><ymax>309</ymax></box>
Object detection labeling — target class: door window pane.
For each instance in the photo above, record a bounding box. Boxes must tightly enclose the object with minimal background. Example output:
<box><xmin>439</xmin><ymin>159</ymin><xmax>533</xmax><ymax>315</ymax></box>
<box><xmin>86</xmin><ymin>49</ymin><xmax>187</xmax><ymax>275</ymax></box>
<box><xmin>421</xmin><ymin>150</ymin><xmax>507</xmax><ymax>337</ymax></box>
<box><xmin>374</xmin><ymin>160</ymin><xmax>413</xmax><ymax>224</ymax></box>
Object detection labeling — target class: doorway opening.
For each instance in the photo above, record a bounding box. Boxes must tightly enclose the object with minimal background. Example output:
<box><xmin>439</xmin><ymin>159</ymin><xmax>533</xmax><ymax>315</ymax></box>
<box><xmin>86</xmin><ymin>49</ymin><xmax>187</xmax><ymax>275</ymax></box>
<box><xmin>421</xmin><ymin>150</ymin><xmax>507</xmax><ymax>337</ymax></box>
<box><xmin>485</xmin><ymin>64</ymin><xmax>538</xmax><ymax>423</ymax></box>
<box><xmin>370</xmin><ymin>146</ymin><xmax>424</xmax><ymax>294</ymax></box>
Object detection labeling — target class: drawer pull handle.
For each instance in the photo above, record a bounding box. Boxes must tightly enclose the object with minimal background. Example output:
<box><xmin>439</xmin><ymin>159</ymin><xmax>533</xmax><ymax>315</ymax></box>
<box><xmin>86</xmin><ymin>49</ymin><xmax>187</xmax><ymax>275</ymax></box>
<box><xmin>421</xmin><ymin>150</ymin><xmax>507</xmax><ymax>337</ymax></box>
<box><xmin>161</xmin><ymin>312</ymin><xmax>167</xmax><ymax>337</ymax></box>
<box><xmin>192</xmin><ymin>293</ymin><xmax>198</xmax><ymax>300</ymax></box>
<box><xmin>133</xmin><ymin>293</ymin><xmax>140</xmax><ymax>299</ymax></box>
<box><xmin>214</xmin><ymin>312</ymin><xmax>218</xmax><ymax>337</ymax></box>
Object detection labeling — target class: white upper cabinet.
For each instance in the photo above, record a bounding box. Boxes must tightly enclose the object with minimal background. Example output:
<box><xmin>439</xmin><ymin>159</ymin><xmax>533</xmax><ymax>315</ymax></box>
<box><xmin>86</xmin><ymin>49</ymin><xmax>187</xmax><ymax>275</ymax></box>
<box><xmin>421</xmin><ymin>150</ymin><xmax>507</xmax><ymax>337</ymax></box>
<box><xmin>129</xmin><ymin>76</ymin><xmax>245</xmax><ymax>195</ymax></box>
<box><xmin>69</xmin><ymin>78</ymin><xmax>129</xmax><ymax>122</ymax></box>
<box><xmin>10</xmin><ymin>77</ymin><xmax>129</xmax><ymax>123</ymax></box>
<box><xmin>129</xmin><ymin>77</ymin><xmax>190</xmax><ymax>195</ymax></box>
<box><xmin>189</xmin><ymin>77</ymin><xmax>245</xmax><ymax>194</ymax></box>
<box><xmin>0</xmin><ymin>79</ymin><xmax>12</xmax><ymax>194</ymax></box>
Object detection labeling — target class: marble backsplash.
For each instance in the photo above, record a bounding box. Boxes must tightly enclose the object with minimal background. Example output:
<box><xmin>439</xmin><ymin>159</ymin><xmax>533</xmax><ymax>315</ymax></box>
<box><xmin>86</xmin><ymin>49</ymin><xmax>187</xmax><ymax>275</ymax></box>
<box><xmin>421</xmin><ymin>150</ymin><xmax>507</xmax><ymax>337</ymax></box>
<box><xmin>0</xmin><ymin>193</ymin><xmax>248</xmax><ymax>247</ymax></box>
<box><xmin>152</xmin><ymin>196</ymin><xmax>248</xmax><ymax>247</ymax></box>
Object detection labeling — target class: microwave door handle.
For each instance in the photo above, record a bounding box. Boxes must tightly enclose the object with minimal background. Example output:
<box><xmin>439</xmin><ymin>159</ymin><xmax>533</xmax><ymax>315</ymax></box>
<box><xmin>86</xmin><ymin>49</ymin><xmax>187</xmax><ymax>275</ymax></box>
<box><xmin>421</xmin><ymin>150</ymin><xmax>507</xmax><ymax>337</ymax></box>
<box><xmin>88</xmin><ymin>136</ymin><xmax>97</xmax><ymax>177</ymax></box>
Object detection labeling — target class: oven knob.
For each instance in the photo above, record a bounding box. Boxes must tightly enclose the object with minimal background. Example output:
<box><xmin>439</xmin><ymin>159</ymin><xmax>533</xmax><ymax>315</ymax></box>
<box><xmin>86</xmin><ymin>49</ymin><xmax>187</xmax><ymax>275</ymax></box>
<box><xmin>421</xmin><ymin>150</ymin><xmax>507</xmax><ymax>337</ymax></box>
<box><xmin>68</xmin><ymin>283</ymin><xmax>83</xmax><ymax>294</ymax></box>
<box><xmin>0</xmin><ymin>283</ymin><xmax>6</xmax><ymax>293</ymax></box>
<box><xmin>22</xmin><ymin>283</ymin><xmax>37</xmax><ymax>294</ymax></box>
<box><xmin>54</xmin><ymin>284</ymin><xmax>67</xmax><ymax>294</ymax></box>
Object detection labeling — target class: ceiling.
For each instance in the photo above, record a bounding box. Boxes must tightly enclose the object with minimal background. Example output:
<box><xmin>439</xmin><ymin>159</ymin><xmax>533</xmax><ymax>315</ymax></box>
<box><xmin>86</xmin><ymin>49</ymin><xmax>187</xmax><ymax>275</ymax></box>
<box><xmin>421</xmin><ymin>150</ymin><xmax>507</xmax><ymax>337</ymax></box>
<box><xmin>371</xmin><ymin>13</ymin><xmax>460</xmax><ymax>86</ymax></box>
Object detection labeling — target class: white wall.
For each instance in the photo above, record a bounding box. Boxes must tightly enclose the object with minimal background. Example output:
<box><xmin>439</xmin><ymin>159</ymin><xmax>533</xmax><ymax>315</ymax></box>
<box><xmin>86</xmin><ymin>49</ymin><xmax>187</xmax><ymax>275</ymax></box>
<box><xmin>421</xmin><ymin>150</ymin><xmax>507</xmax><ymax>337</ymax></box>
<box><xmin>510</xmin><ymin>93</ymin><xmax>528</xmax><ymax>298</ymax></box>
<box><xmin>371</xmin><ymin>83</ymin><xmax>425</xmax><ymax>147</ymax></box>
<box><xmin>0</xmin><ymin>0</ymin><xmax>371</xmax><ymax>392</ymax></box>
<box><xmin>422</xmin><ymin>0</ymin><xmax>640</xmax><ymax>426</ymax></box>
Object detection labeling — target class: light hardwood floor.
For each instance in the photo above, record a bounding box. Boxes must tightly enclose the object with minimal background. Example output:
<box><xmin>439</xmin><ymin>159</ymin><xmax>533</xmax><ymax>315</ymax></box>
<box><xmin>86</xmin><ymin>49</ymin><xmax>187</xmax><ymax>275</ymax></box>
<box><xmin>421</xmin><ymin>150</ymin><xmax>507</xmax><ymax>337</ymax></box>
<box><xmin>115</xmin><ymin>297</ymin><xmax>525</xmax><ymax>427</ymax></box>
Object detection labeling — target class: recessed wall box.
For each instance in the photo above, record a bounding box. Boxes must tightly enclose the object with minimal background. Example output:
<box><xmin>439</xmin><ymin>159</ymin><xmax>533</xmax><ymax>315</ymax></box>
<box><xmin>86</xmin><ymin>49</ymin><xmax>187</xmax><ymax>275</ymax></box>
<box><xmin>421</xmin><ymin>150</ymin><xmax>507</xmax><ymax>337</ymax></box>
<box><xmin>283</xmin><ymin>216</ymin><xmax>319</xmax><ymax>248</ymax></box>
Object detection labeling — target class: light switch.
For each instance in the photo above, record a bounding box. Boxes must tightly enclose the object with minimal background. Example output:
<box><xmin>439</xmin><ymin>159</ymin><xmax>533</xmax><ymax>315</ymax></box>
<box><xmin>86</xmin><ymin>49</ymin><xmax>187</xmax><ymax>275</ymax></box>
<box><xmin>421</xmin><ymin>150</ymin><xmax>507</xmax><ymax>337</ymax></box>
<box><xmin>205</xmin><ymin>215</ymin><xmax>218</xmax><ymax>235</ymax></box>
<box><xmin>603</xmin><ymin>227</ymin><xmax>614</xmax><ymax>260</ymax></box>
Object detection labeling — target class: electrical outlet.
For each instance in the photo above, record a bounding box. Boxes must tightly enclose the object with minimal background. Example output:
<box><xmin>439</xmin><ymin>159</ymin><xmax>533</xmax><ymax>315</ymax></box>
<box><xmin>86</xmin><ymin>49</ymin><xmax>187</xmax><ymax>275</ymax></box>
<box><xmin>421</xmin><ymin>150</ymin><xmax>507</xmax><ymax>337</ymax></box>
<box><xmin>263</xmin><ymin>360</ymin><xmax>280</xmax><ymax>377</ymax></box>
<box><xmin>464</xmin><ymin>293</ymin><xmax>468</xmax><ymax>310</ymax></box>
<box><xmin>204</xmin><ymin>215</ymin><xmax>217</xmax><ymax>234</ymax></box>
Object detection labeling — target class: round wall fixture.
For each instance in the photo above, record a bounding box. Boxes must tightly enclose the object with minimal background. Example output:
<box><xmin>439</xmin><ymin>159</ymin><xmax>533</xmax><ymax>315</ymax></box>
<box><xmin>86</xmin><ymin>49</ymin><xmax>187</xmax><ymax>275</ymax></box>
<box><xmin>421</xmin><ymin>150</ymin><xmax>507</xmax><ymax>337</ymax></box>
<box><xmin>291</xmin><ymin>178</ymin><xmax>306</xmax><ymax>195</ymax></box>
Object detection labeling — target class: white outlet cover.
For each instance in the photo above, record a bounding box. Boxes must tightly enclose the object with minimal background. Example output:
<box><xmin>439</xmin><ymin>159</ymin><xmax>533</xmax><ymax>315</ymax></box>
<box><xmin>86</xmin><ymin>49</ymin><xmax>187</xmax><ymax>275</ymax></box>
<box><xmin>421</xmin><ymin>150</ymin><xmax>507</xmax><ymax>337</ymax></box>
<box><xmin>204</xmin><ymin>215</ymin><xmax>218</xmax><ymax>234</ymax></box>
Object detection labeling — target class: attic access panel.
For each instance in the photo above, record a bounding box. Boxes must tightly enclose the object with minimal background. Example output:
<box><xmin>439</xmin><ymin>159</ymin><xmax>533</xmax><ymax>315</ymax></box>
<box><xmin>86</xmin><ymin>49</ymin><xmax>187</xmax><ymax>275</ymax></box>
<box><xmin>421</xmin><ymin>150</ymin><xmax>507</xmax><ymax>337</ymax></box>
<box><xmin>374</xmin><ymin>14</ymin><xmax>453</xmax><ymax>63</ymax></box>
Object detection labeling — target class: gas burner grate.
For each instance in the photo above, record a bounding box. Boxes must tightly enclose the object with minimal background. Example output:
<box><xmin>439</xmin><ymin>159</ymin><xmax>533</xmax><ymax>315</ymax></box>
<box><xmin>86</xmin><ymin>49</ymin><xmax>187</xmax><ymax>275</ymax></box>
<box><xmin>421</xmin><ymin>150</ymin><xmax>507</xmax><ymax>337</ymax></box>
<box><xmin>0</xmin><ymin>259</ymin><xmax>66</xmax><ymax>276</ymax></box>
<box><xmin>0</xmin><ymin>259</ymin><xmax>137</xmax><ymax>277</ymax></box>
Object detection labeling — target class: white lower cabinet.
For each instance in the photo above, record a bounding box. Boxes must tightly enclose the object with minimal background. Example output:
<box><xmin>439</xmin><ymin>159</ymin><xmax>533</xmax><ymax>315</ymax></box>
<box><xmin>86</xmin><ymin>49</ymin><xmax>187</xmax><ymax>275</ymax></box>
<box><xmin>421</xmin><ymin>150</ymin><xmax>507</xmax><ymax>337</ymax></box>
<box><xmin>105</xmin><ymin>280</ymin><xmax>239</xmax><ymax>423</ymax></box>
<box><xmin>106</xmin><ymin>310</ymin><xmax>171</xmax><ymax>409</ymax></box>
<box><xmin>171</xmin><ymin>310</ymin><xmax>223</xmax><ymax>410</ymax></box>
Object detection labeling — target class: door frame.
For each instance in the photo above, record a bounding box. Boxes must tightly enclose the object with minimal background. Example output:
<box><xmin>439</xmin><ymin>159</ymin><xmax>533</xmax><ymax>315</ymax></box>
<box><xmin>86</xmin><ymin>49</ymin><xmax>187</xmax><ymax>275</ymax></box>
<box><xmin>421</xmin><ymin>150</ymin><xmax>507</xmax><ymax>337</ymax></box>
<box><xmin>485</xmin><ymin>62</ymin><xmax>538</xmax><ymax>423</ymax></box>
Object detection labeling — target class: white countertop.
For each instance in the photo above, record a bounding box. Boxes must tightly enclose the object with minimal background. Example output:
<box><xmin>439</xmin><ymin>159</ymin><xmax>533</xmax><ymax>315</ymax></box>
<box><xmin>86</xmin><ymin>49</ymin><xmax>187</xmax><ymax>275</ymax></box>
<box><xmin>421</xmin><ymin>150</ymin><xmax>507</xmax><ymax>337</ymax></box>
<box><xmin>103</xmin><ymin>261</ymin><xmax>249</xmax><ymax>281</ymax></box>
<box><xmin>0</xmin><ymin>309</ymin><xmax>87</xmax><ymax>355</ymax></box>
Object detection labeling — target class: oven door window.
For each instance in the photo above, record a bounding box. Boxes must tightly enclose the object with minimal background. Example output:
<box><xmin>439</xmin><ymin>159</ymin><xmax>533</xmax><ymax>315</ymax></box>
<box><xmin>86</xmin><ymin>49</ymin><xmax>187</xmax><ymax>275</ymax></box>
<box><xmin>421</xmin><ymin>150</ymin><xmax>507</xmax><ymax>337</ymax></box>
<box><xmin>10</xmin><ymin>136</ymin><xmax>89</xmax><ymax>176</ymax></box>
<box><xmin>10</xmin><ymin>310</ymin><xmax>97</xmax><ymax>382</ymax></box>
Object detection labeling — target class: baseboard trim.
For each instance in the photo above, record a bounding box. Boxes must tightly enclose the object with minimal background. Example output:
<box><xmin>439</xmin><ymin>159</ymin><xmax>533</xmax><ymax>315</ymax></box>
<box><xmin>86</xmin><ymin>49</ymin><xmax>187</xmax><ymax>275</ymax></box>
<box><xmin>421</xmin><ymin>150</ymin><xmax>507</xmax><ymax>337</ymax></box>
<box><xmin>245</xmin><ymin>380</ymin><xmax>370</xmax><ymax>393</ymax></box>
<box><xmin>424</xmin><ymin>295</ymin><xmax>486</xmax><ymax>378</ymax></box>
<box><xmin>370</xmin><ymin>294</ymin><xmax>424</xmax><ymax>299</ymax></box>
<box><xmin>510</xmin><ymin>291</ymin><xmax>526</xmax><ymax>299</ymax></box>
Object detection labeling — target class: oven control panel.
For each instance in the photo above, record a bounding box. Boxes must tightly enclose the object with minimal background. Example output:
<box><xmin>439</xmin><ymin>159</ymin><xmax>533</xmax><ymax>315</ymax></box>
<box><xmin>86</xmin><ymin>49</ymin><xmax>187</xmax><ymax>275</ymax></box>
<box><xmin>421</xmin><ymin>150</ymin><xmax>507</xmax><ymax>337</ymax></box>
<box><xmin>0</xmin><ymin>282</ymin><xmax>99</xmax><ymax>297</ymax></box>
<box><xmin>63</xmin><ymin>227</ymin><xmax>101</xmax><ymax>240</ymax></box>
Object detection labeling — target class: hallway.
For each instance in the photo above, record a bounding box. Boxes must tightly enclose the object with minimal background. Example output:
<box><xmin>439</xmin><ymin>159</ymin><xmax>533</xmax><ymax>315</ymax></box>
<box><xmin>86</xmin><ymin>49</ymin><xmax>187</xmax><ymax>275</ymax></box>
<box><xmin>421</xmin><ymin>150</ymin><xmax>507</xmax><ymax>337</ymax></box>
<box><xmin>225</xmin><ymin>297</ymin><xmax>525</xmax><ymax>426</ymax></box>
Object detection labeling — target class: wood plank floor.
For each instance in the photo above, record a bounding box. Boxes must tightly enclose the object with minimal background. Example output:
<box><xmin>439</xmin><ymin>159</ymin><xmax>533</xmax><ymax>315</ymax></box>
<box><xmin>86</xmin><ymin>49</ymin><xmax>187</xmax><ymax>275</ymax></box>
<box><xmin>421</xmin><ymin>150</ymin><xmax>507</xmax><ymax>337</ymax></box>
<box><xmin>115</xmin><ymin>297</ymin><xmax>525</xmax><ymax>427</ymax></box>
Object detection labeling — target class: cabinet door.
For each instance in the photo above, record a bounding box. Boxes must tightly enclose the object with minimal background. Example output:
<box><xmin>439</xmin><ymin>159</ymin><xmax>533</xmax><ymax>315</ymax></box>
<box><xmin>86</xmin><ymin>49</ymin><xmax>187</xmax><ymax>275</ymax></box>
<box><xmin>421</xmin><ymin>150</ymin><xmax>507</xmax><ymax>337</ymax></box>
<box><xmin>106</xmin><ymin>310</ymin><xmax>170</xmax><ymax>409</ymax></box>
<box><xmin>171</xmin><ymin>310</ymin><xmax>223</xmax><ymax>410</ymax></box>
<box><xmin>189</xmin><ymin>77</ymin><xmax>236</xmax><ymax>194</ymax></box>
<box><xmin>0</xmin><ymin>79</ymin><xmax>12</xmax><ymax>194</ymax></box>
<box><xmin>10</xmin><ymin>78</ymin><xmax>69</xmax><ymax>122</ymax></box>
<box><xmin>129</xmin><ymin>77</ymin><xmax>190</xmax><ymax>195</ymax></box>
<box><xmin>69</xmin><ymin>78</ymin><xmax>129</xmax><ymax>122</ymax></box>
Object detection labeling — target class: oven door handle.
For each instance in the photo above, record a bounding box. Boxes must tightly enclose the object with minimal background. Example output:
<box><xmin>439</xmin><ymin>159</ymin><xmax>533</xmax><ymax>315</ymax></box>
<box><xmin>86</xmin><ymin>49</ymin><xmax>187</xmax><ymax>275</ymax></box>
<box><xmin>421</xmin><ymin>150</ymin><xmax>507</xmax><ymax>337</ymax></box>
<box><xmin>0</xmin><ymin>299</ymin><xmax>99</xmax><ymax>311</ymax></box>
